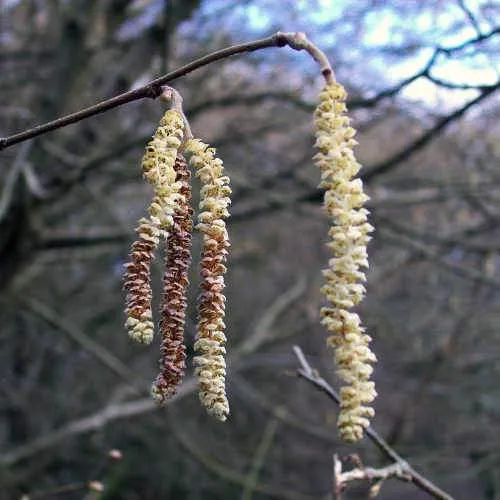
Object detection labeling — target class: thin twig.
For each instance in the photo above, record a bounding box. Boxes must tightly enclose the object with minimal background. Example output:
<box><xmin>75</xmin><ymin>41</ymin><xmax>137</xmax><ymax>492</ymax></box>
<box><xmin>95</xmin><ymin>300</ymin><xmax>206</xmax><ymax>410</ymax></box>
<box><xmin>364</xmin><ymin>83</ymin><xmax>499</xmax><ymax>181</ymax></box>
<box><xmin>171</xmin><ymin>420</ymin><xmax>313</xmax><ymax>500</ymax></box>
<box><xmin>0</xmin><ymin>32</ymin><xmax>331</xmax><ymax>151</ymax></box>
<box><xmin>292</xmin><ymin>346</ymin><xmax>454</xmax><ymax>500</ymax></box>
<box><xmin>0</xmin><ymin>395</ymin><xmax>159</xmax><ymax>467</ymax></box>
<box><xmin>0</xmin><ymin>142</ymin><xmax>31</xmax><ymax>223</ymax></box>
<box><xmin>242</xmin><ymin>416</ymin><xmax>280</xmax><ymax>500</ymax></box>
<box><xmin>233</xmin><ymin>374</ymin><xmax>338</xmax><ymax>444</ymax></box>
<box><xmin>19</xmin><ymin>296</ymin><xmax>145</xmax><ymax>392</ymax></box>
<box><xmin>235</xmin><ymin>276</ymin><xmax>307</xmax><ymax>357</ymax></box>
<box><xmin>333</xmin><ymin>454</ymin><xmax>414</xmax><ymax>497</ymax></box>
<box><xmin>20</xmin><ymin>481</ymin><xmax>89</xmax><ymax>499</ymax></box>
<box><xmin>455</xmin><ymin>0</ymin><xmax>483</xmax><ymax>37</ymax></box>
<box><xmin>332</xmin><ymin>454</ymin><xmax>343</xmax><ymax>500</ymax></box>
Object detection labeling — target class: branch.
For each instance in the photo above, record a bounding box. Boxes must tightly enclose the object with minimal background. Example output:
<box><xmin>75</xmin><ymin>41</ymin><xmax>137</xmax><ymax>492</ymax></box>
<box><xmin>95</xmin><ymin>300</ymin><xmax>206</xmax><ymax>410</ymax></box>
<box><xmin>375</xmin><ymin>213</ymin><xmax>499</xmax><ymax>255</ymax></box>
<box><xmin>455</xmin><ymin>0</ymin><xmax>484</xmax><ymax>37</ymax></box>
<box><xmin>292</xmin><ymin>346</ymin><xmax>454</xmax><ymax>500</ymax></box>
<box><xmin>379</xmin><ymin>224</ymin><xmax>500</xmax><ymax>288</ymax></box>
<box><xmin>0</xmin><ymin>394</ymin><xmax>157</xmax><ymax>467</ymax></box>
<box><xmin>186</xmin><ymin>91</ymin><xmax>314</xmax><ymax>116</ymax></box>
<box><xmin>0</xmin><ymin>142</ymin><xmax>32</xmax><ymax>223</ymax></box>
<box><xmin>234</xmin><ymin>276</ymin><xmax>307</xmax><ymax>357</ymax></box>
<box><xmin>364</xmin><ymin>83</ymin><xmax>499</xmax><ymax>181</ymax></box>
<box><xmin>20</xmin><ymin>296</ymin><xmax>144</xmax><ymax>391</ymax></box>
<box><xmin>233</xmin><ymin>374</ymin><xmax>338</xmax><ymax>445</ymax></box>
<box><xmin>386</xmin><ymin>284</ymin><xmax>483</xmax><ymax>445</ymax></box>
<box><xmin>241</xmin><ymin>416</ymin><xmax>280</xmax><ymax>500</ymax></box>
<box><xmin>349</xmin><ymin>29</ymin><xmax>499</xmax><ymax>109</ymax></box>
<box><xmin>333</xmin><ymin>454</ymin><xmax>412</xmax><ymax>498</ymax></box>
<box><xmin>0</xmin><ymin>32</ymin><xmax>331</xmax><ymax>151</ymax></box>
<box><xmin>170</xmin><ymin>413</ymin><xmax>312</xmax><ymax>500</ymax></box>
<box><xmin>228</xmin><ymin>83</ymin><xmax>498</xmax><ymax>225</ymax></box>
<box><xmin>438</xmin><ymin>26</ymin><xmax>499</xmax><ymax>54</ymax></box>
<box><xmin>39</xmin><ymin>231</ymin><xmax>129</xmax><ymax>250</ymax></box>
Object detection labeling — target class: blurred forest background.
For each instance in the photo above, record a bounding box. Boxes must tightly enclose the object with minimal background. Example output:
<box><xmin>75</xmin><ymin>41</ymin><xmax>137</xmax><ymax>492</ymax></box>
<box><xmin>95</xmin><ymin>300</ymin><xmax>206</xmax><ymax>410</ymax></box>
<box><xmin>0</xmin><ymin>1</ymin><xmax>499</xmax><ymax>499</ymax></box>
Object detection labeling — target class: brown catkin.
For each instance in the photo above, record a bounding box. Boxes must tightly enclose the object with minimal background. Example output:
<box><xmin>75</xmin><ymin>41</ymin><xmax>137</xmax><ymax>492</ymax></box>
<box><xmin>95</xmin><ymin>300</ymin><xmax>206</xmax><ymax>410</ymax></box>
<box><xmin>152</xmin><ymin>155</ymin><xmax>193</xmax><ymax>403</ymax></box>
<box><xmin>123</xmin><ymin>220</ymin><xmax>159</xmax><ymax>344</ymax></box>
<box><xmin>184</xmin><ymin>138</ymin><xmax>231</xmax><ymax>421</ymax></box>
<box><xmin>123</xmin><ymin>110</ymin><xmax>184</xmax><ymax>344</ymax></box>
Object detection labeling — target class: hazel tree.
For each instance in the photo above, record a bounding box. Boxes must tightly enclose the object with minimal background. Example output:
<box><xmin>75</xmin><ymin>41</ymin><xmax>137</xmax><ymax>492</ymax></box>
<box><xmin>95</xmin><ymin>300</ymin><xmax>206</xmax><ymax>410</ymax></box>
<box><xmin>0</xmin><ymin>29</ymin><xmax>461</xmax><ymax>499</ymax></box>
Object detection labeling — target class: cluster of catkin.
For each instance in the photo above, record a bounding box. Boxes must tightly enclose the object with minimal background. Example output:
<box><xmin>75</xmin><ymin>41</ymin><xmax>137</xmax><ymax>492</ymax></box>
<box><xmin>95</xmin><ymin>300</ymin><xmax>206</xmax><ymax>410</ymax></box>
<box><xmin>123</xmin><ymin>108</ymin><xmax>231</xmax><ymax>421</ymax></box>
<box><xmin>123</xmin><ymin>79</ymin><xmax>376</xmax><ymax>441</ymax></box>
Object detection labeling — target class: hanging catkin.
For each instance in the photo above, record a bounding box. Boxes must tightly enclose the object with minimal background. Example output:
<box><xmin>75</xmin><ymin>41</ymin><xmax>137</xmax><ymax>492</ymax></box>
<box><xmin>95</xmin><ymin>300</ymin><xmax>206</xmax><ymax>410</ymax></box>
<box><xmin>314</xmin><ymin>82</ymin><xmax>376</xmax><ymax>442</ymax></box>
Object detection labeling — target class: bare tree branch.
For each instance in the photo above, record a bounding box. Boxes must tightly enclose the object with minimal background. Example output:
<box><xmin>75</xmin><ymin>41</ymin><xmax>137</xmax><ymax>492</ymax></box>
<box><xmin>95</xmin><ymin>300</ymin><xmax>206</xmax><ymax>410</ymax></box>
<box><xmin>333</xmin><ymin>453</ymin><xmax>413</xmax><ymax>498</ymax></box>
<box><xmin>20</xmin><ymin>296</ymin><xmax>144</xmax><ymax>391</ymax></box>
<box><xmin>241</xmin><ymin>416</ymin><xmax>280</xmax><ymax>500</ymax></box>
<box><xmin>364</xmin><ymin>83</ymin><xmax>499</xmax><ymax>181</ymax></box>
<box><xmin>0</xmin><ymin>31</ymin><xmax>333</xmax><ymax>151</ymax></box>
<box><xmin>293</xmin><ymin>346</ymin><xmax>454</xmax><ymax>500</ymax></box>
<box><xmin>170</xmin><ymin>413</ymin><xmax>315</xmax><ymax>500</ymax></box>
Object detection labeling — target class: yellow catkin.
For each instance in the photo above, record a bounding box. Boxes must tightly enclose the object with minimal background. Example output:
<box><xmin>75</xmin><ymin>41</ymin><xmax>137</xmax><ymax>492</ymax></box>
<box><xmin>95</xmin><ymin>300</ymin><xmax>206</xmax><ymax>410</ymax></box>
<box><xmin>184</xmin><ymin>138</ymin><xmax>231</xmax><ymax>421</ymax></box>
<box><xmin>142</xmin><ymin>110</ymin><xmax>185</xmax><ymax>238</ymax></box>
<box><xmin>314</xmin><ymin>82</ymin><xmax>376</xmax><ymax>442</ymax></box>
<box><xmin>123</xmin><ymin>110</ymin><xmax>185</xmax><ymax>344</ymax></box>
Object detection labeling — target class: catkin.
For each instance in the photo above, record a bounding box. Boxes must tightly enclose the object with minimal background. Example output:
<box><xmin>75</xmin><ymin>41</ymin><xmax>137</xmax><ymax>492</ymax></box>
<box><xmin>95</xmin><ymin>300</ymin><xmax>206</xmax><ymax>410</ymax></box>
<box><xmin>123</xmin><ymin>220</ymin><xmax>159</xmax><ymax>344</ymax></box>
<box><xmin>151</xmin><ymin>154</ymin><xmax>193</xmax><ymax>403</ymax></box>
<box><xmin>123</xmin><ymin>110</ymin><xmax>185</xmax><ymax>344</ymax></box>
<box><xmin>314</xmin><ymin>82</ymin><xmax>376</xmax><ymax>442</ymax></box>
<box><xmin>184</xmin><ymin>138</ymin><xmax>231</xmax><ymax>421</ymax></box>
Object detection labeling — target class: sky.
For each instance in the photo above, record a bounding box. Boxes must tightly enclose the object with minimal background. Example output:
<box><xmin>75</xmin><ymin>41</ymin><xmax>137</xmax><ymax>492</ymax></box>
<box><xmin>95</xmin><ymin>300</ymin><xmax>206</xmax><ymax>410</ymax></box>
<box><xmin>191</xmin><ymin>0</ymin><xmax>499</xmax><ymax>108</ymax></box>
<box><xmin>4</xmin><ymin>0</ymin><xmax>497</xmax><ymax>108</ymax></box>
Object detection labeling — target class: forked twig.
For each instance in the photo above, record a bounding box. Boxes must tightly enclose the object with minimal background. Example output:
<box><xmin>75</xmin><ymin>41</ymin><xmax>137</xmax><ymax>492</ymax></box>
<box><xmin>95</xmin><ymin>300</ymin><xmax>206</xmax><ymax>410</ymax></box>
<box><xmin>293</xmin><ymin>346</ymin><xmax>454</xmax><ymax>500</ymax></box>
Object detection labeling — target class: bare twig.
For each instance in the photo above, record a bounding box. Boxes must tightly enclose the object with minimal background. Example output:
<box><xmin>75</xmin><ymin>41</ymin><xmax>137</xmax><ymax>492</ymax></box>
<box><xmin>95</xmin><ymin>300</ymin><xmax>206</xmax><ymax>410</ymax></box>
<box><xmin>0</xmin><ymin>394</ymin><xmax>159</xmax><ymax>467</ymax></box>
<box><xmin>235</xmin><ymin>276</ymin><xmax>307</xmax><ymax>357</ymax></box>
<box><xmin>233</xmin><ymin>374</ymin><xmax>338</xmax><ymax>444</ymax></box>
<box><xmin>379</xmin><ymin>224</ymin><xmax>500</xmax><ymax>288</ymax></box>
<box><xmin>0</xmin><ymin>25</ymin><xmax>497</xmax><ymax>154</ymax></box>
<box><xmin>242</xmin><ymin>416</ymin><xmax>280</xmax><ymax>500</ymax></box>
<box><xmin>283</xmin><ymin>31</ymin><xmax>333</xmax><ymax>83</ymax></box>
<box><xmin>19</xmin><ymin>296</ymin><xmax>144</xmax><ymax>392</ymax></box>
<box><xmin>292</xmin><ymin>346</ymin><xmax>454</xmax><ymax>500</ymax></box>
<box><xmin>0</xmin><ymin>142</ymin><xmax>31</xmax><ymax>223</ymax></box>
<box><xmin>227</xmin><ymin>78</ymin><xmax>498</xmax><ymax>224</ymax></box>
<box><xmin>20</xmin><ymin>481</ymin><xmax>89</xmax><ymax>499</ymax></box>
<box><xmin>171</xmin><ymin>416</ymin><xmax>313</xmax><ymax>500</ymax></box>
<box><xmin>438</xmin><ymin>26</ymin><xmax>499</xmax><ymax>53</ymax></box>
<box><xmin>455</xmin><ymin>0</ymin><xmax>483</xmax><ymax>36</ymax></box>
<box><xmin>332</xmin><ymin>454</ymin><xmax>343</xmax><ymax>500</ymax></box>
<box><xmin>364</xmin><ymin>83</ymin><xmax>499</xmax><ymax>181</ymax></box>
<box><xmin>0</xmin><ymin>32</ymin><xmax>331</xmax><ymax>151</ymax></box>
<box><xmin>332</xmin><ymin>453</ymin><xmax>413</xmax><ymax>498</ymax></box>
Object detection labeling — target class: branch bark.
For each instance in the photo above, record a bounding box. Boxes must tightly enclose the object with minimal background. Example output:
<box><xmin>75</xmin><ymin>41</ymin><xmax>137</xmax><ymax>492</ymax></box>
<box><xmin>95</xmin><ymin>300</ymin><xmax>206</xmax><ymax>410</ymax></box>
<box><xmin>0</xmin><ymin>32</ymin><xmax>331</xmax><ymax>151</ymax></box>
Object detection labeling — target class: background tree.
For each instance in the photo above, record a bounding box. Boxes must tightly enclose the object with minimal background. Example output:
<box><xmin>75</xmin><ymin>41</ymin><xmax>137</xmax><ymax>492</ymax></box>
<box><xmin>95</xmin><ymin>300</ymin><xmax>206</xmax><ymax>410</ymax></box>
<box><xmin>0</xmin><ymin>1</ymin><xmax>499</xmax><ymax>498</ymax></box>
